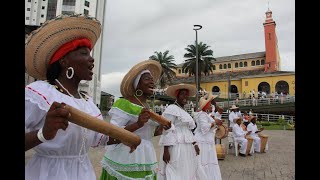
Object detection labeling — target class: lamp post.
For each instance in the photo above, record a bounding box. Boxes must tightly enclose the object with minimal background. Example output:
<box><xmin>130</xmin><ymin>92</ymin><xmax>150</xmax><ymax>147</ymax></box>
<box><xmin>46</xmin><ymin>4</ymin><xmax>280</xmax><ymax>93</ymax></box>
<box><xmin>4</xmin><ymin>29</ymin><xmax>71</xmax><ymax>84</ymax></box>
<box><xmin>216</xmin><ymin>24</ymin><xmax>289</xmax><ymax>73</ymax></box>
<box><xmin>227</xmin><ymin>71</ymin><xmax>231</xmax><ymax>127</ymax></box>
<box><xmin>193</xmin><ymin>24</ymin><xmax>202</xmax><ymax>109</ymax></box>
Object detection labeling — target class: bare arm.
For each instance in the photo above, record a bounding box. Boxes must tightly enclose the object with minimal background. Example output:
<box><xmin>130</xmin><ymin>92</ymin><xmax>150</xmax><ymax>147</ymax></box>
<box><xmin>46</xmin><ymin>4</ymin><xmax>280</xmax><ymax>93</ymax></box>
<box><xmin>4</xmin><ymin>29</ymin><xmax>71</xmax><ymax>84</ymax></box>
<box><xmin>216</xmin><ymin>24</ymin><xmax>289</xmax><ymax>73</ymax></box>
<box><xmin>25</xmin><ymin>130</ymin><xmax>42</xmax><ymax>151</ymax></box>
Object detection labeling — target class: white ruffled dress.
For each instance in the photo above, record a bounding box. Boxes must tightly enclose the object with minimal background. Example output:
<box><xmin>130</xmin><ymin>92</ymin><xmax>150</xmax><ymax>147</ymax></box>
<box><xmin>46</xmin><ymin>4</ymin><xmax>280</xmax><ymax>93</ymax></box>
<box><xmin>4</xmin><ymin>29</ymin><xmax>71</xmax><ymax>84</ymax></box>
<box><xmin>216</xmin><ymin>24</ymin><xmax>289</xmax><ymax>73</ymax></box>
<box><xmin>101</xmin><ymin>98</ymin><xmax>159</xmax><ymax>180</ymax></box>
<box><xmin>25</xmin><ymin>81</ymin><xmax>108</xmax><ymax>180</ymax></box>
<box><xmin>157</xmin><ymin>105</ymin><xmax>208</xmax><ymax>180</ymax></box>
<box><xmin>193</xmin><ymin>111</ymin><xmax>222</xmax><ymax>180</ymax></box>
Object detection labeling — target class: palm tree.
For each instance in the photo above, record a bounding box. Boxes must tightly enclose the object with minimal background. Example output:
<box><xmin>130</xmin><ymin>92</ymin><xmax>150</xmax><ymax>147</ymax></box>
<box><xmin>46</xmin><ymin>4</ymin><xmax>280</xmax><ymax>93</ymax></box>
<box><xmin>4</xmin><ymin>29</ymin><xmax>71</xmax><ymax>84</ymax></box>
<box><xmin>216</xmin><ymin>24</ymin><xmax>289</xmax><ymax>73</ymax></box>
<box><xmin>183</xmin><ymin>41</ymin><xmax>216</xmax><ymax>90</ymax></box>
<box><xmin>149</xmin><ymin>50</ymin><xmax>177</xmax><ymax>88</ymax></box>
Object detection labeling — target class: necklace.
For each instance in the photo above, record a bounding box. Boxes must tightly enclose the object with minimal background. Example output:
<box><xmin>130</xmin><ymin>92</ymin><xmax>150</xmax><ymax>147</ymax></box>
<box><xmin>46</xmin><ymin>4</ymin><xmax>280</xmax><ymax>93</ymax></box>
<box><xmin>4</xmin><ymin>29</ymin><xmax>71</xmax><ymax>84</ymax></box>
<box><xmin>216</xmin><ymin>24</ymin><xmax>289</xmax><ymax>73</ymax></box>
<box><xmin>134</xmin><ymin>95</ymin><xmax>150</xmax><ymax>109</ymax></box>
<box><xmin>54</xmin><ymin>79</ymin><xmax>84</xmax><ymax>100</ymax></box>
<box><xmin>54</xmin><ymin>79</ymin><xmax>88</xmax><ymax>163</ymax></box>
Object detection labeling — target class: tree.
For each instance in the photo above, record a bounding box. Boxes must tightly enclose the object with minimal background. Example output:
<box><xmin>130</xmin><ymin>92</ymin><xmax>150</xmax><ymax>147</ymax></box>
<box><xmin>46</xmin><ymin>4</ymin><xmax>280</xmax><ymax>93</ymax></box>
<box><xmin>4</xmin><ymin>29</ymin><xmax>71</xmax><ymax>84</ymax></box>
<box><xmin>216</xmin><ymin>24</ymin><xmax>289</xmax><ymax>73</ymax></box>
<box><xmin>149</xmin><ymin>50</ymin><xmax>177</xmax><ymax>88</ymax></box>
<box><xmin>183</xmin><ymin>41</ymin><xmax>216</xmax><ymax>90</ymax></box>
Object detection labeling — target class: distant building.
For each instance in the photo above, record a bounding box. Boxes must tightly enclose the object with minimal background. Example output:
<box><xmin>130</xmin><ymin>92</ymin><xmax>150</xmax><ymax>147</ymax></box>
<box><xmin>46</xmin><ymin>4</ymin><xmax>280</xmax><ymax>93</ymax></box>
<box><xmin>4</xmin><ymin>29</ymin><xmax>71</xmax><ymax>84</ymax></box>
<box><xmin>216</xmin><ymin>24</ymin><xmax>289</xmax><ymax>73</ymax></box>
<box><xmin>172</xmin><ymin>8</ymin><xmax>294</xmax><ymax>99</ymax></box>
<box><xmin>25</xmin><ymin>0</ymin><xmax>107</xmax><ymax>106</ymax></box>
<box><xmin>101</xmin><ymin>91</ymin><xmax>114</xmax><ymax>111</ymax></box>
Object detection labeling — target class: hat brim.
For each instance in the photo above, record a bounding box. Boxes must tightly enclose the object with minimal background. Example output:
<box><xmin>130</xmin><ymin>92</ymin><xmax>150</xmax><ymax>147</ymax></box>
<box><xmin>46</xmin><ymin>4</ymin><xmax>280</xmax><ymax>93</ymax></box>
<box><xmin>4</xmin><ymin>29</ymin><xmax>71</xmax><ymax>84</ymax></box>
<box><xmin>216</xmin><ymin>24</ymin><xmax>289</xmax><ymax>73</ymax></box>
<box><xmin>166</xmin><ymin>83</ymin><xmax>197</xmax><ymax>98</ymax></box>
<box><xmin>120</xmin><ymin>60</ymin><xmax>162</xmax><ymax>98</ymax></box>
<box><xmin>25</xmin><ymin>14</ymin><xmax>101</xmax><ymax>80</ymax></box>
<box><xmin>198</xmin><ymin>94</ymin><xmax>218</xmax><ymax>110</ymax></box>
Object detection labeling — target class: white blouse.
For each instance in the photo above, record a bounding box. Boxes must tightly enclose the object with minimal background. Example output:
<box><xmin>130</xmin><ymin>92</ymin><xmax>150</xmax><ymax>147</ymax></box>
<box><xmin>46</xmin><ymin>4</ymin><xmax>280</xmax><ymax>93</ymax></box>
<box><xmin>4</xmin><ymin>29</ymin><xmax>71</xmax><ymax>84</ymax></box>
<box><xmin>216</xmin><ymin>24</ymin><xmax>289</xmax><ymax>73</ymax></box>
<box><xmin>194</xmin><ymin>111</ymin><xmax>216</xmax><ymax>144</ymax></box>
<box><xmin>159</xmin><ymin>104</ymin><xmax>196</xmax><ymax>146</ymax></box>
<box><xmin>25</xmin><ymin>81</ymin><xmax>108</xmax><ymax>180</ymax></box>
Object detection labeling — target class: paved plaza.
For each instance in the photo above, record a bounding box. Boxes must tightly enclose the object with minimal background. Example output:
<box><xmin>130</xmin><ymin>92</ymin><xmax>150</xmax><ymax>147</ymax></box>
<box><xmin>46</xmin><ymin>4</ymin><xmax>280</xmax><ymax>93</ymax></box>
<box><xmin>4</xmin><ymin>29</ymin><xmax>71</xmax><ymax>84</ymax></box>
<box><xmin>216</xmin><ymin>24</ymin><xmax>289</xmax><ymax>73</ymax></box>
<box><xmin>25</xmin><ymin>130</ymin><xmax>295</xmax><ymax>180</ymax></box>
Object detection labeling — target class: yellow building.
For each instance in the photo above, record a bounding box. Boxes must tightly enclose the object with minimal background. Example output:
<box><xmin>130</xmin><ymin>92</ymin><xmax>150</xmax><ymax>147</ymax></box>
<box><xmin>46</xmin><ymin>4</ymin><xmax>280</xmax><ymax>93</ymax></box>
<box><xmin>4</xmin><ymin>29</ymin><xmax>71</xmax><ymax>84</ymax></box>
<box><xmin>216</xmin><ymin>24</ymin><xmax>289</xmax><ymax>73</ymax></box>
<box><xmin>171</xmin><ymin>9</ymin><xmax>295</xmax><ymax>99</ymax></box>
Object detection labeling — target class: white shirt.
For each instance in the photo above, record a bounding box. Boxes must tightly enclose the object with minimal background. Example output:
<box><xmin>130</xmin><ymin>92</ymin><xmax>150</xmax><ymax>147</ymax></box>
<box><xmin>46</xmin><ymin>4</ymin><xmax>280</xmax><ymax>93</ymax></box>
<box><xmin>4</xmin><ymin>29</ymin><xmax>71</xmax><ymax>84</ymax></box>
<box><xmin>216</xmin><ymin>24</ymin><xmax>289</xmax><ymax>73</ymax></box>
<box><xmin>229</xmin><ymin>111</ymin><xmax>239</xmax><ymax>128</ymax></box>
<box><xmin>25</xmin><ymin>81</ymin><xmax>108</xmax><ymax>180</ymax></box>
<box><xmin>194</xmin><ymin>111</ymin><xmax>216</xmax><ymax>144</ymax></box>
<box><xmin>247</xmin><ymin>122</ymin><xmax>259</xmax><ymax>137</ymax></box>
<box><xmin>232</xmin><ymin>124</ymin><xmax>247</xmax><ymax>138</ymax></box>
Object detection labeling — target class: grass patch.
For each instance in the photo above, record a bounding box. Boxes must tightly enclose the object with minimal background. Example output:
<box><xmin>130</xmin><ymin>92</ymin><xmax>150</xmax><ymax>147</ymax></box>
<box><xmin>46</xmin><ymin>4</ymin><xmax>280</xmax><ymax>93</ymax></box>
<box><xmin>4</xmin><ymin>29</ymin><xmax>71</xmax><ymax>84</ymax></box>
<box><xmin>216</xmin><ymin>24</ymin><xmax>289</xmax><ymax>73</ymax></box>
<box><xmin>256</xmin><ymin>121</ymin><xmax>295</xmax><ymax>130</ymax></box>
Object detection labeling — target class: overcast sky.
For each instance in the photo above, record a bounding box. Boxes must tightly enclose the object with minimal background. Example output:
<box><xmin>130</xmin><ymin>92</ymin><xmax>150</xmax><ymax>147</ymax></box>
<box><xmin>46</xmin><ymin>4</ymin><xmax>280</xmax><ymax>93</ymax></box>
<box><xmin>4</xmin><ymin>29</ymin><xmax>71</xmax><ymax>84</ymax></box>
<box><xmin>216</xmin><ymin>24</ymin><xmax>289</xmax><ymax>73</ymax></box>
<box><xmin>100</xmin><ymin>0</ymin><xmax>295</xmax><ymax>98</ymax></box>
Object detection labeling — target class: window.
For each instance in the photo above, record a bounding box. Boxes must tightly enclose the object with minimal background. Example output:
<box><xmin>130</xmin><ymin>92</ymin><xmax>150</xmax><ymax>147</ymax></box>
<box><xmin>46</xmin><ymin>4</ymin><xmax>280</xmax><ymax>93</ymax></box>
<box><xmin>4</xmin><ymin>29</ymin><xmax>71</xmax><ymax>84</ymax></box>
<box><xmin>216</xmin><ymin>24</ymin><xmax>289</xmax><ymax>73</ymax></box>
<box><xmin>178</xmin><ymin>69</ymin><xmax>181</xmax><ymax>74</ymax></box>
<box><xmin>42</xmin><ymin>6</ymin><xmax>45</xmax><ymax>10</ymax></box>
<box><xmin>223</xmin><ymin>64</ymin><xmax>227</xmax><ymax>69</ymax></box>
<box><xmin>40</xmin><ymin>23</ymin><xmax>43</xmax><ymax>25</ymax></box>
<box><xmin>219</xmin><ymin>64</ymin><xmax>222</xmax><ymax>69</ymax></box>
<box><xmin>212</xmin><ymin>65</ymin><xmax>216</xmax><ymax>70</ymax></box>
<box><xmin>244</xmin><ymin>61</ymin><xmax>248</xmax><ymax>67</ymax></box>
<box><xmin>85</xmin><ymin>1</ymin><xmax>90</xmax><ymax>7</ymax></box>
<box><xmin>84</xmin><ymin>9</ymin><xmax>89</xmax><ymax>15</ymax></box>
<box><xmin>26</xmin><ymin>17</ymin><xmax>30</xmax><ymax>20</ymax></box>
<box><xmin>228</xmin><ymin>63</ymin><xmax>231</xmax><ymax>68</ymax></box>
<box><xmin>27</xmin><ymin>8</ymin><xmax>30</xmax><ymax>11</ymax></box>
<box><xmin>261</xmin><ymin>60</ymin><xmax>265</xmax><ymax>65</ymax></box>
<box><xmin>240</xmin><ymin>62</ymin><xmax>243</xmax><ymax>67</ymax></box>
<box><xmin>235</xmin><ymin>62</ymin><xmax>238</xmax><ymax>68</ymax></box>
<box><xmin>256</xmin><ymin>60</ymin><xmax>260</xmax><ymax>65</ymax></box>
<box><xmin>41</xmin><ymin>14</ymin><xmax>44</xmax><ymax>18</ymax></box>
<box><xmin>28</xmin><ymin>0</ymin><xmax>31</xmax><ymax>2</ymax></box>
<box><xmin>245</xmin><ymin>81</ymin><xmax>248</xmax><ymax>86</ymax></box>
<box><xmin>251</xmin><ymin>61</ymin><xmax>255</xmax><ymax>66</ymax></box>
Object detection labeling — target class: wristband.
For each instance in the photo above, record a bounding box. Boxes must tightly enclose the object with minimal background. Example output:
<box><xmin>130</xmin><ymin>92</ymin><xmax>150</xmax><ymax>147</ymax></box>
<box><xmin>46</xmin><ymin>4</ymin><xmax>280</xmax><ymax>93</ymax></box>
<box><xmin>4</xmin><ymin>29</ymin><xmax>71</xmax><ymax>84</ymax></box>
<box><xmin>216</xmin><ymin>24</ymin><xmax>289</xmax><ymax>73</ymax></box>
<box><xmin>37</xmin><ymin>128</ymin><xmax>48</xmax><ymax>143</ymax></box>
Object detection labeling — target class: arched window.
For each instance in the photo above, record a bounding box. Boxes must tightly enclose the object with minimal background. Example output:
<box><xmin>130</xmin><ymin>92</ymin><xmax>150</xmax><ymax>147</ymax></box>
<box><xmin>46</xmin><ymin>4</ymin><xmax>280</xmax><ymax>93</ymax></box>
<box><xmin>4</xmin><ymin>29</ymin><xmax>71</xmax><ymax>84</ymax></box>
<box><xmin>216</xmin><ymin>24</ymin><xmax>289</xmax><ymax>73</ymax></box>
<box><xmin>240</xmin><ymin>62</ymin><xmax>243</xmax><ymax>67</ymax></box>
<box><xmin>224</xmin><ymin>64</ymin><xmax>227</xmax><ymax>69</ymax></box>
<box><xmin>219</xmin><ymin>64</ymin><xmax>222</xmax><ymax>69</ymax></box>
<box><xmin>256</xmin><ymin>60</ymin><xmax>260</xmax><ymax>65</ymax></box>
<box><xmin>251</xmin><ymin>61</ymin><xmax>255</xmax><ymax>66</ymax></box>
<box><xmin>178</xmin><ymin>69</ymin><xmax>181</xmax><ymax>74</ymax></box>
<box><xmin>212</xmin><ymin>65</ymin><xmax>216</xmax><ymax>70</ymax></box>
<box><xmin>261</xmin><ymin>60</ymin><xmax>265</xmax><ymax>65</ymax></box>
<box><xmin>244</xmin><ymin>61</ymin><xmax>248</xmax><ymax>67</ymax></box>
<box><xmin>235</xmin><ymin>62</ymin><xmax>238</xmax><ymax>68</ymax></box>
<box><xmin>228</xmin><ymin>63</ymin><xmax>231</xmax><ymax>68</ymax></box>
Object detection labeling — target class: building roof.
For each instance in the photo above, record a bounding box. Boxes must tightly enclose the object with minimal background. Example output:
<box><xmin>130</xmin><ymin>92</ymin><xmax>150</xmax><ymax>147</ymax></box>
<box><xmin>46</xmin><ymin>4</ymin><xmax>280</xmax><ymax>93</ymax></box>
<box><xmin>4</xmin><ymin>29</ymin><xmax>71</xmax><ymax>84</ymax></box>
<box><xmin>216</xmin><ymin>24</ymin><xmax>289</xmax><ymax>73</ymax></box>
<box><xmin>170</xmin><ymin>70</ymin><xmax>295</xmax><ymax>84</ymax></box>
<box><xmin>175</xmin><ymin>51</ymin><xmax>266</xmax><ymax>67</ymax></box>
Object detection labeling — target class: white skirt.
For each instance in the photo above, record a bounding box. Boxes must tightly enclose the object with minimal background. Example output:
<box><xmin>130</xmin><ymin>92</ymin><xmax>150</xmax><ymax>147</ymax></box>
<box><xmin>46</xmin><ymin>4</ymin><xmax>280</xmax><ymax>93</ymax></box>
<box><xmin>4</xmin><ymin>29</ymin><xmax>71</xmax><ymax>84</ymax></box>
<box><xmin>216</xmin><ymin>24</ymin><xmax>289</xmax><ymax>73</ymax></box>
<box><xmin>157</xmin><ymin>143</ymin><xmax>208</xmax><ymax>180</ymax></box>
<box><xmin>197</xmin><ymin>143</ymin><xmax>222</xmax><ymax>180</ymax></box>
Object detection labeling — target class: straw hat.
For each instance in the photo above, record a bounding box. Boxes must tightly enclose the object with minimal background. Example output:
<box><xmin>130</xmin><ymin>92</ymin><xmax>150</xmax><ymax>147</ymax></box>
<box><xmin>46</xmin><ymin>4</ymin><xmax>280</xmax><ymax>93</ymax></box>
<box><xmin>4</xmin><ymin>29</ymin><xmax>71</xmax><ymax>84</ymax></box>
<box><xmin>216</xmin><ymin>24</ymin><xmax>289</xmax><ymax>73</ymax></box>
<box><xmin>230</xmin><ymin>104</ymin><xmax>239</xmax><ymax>110</ymax></box>
<box><xmin>120</xmin><ymin>60</ymin><xmax>162</xmax><ymax>98</ymax></box>
<box><xmin>166</xmin><ymin>83</ymin><xmax>197</xmax><ymax>98</ymax></box>
<box><xmin>25</xmin><ymin>14</ymin><xmax>101</xmax><ymax>80</ymax></box>
<box><xmin>198</xmin><ymin>93</ymin><xmax>218</xmax><ymax>110</ymax></box>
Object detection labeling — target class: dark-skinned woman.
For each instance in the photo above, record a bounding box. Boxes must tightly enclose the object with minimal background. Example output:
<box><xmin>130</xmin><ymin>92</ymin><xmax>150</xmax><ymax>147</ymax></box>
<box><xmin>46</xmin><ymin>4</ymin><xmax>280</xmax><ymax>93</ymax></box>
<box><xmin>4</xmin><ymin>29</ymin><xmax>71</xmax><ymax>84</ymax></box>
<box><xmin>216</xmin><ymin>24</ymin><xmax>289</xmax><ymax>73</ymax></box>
<box><xmin>157</xmin><ymin>84</ymin><xmax>208</xmax><ymax>180</ymax></box>
<box><xmin>193</xmin><ymin>93</ymin><xmax>222</xmax><ymax>180</ymax></box>
<box><xmin>100</xmin><ymin>60</ymin><xmax>171</xmax><ymax>180</ymax></box>
<box><xmin>25</xmin><ymin>15</ymin><xmax>109</xmax><ymax>180</ymax></box>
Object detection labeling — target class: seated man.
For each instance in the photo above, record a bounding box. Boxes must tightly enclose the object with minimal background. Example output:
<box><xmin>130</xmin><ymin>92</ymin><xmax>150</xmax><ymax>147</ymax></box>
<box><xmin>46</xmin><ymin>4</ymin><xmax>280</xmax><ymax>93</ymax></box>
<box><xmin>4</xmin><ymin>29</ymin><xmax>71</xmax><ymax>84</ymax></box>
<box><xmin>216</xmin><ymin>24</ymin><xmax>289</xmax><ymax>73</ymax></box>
<box><xmin>247</xmin><ymin>118</ymin><xmax>268</xmax><ymax>153</ymax></box>
<box><xmin>232</xmin><ymin>118</ymin><xmax>251</xmax><ymax>157</ymax></box>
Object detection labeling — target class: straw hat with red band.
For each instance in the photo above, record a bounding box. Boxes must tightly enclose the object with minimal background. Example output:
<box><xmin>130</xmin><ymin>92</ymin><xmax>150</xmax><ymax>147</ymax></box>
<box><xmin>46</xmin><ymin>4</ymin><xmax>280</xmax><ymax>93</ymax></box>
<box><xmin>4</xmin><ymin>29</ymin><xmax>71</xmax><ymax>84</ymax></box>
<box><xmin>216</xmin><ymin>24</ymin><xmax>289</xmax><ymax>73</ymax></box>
<box><xmin>120</xmin><ymin>60</ymin><xmax>162</xmax><ymax>98</ymax></box>
<box><xmin>166</xmin><ymin>83</ymin><xmax>197</xmax><ymax>98</ymax></box>
<box><xmin>25</xmin><ymin>14</ymin><xmax>101</xmax><ymax>80</ymax></box>
<box><xmin>198</xmin><ymin>93</ymin><xmax>218</xmax><ymax>111</ymax></box>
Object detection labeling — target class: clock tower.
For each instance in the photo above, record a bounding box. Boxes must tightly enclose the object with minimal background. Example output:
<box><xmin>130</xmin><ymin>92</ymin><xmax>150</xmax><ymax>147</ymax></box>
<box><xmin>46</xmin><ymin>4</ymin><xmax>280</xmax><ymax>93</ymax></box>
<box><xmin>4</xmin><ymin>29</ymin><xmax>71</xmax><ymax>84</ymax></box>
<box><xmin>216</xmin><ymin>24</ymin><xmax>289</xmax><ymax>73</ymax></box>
<box><xmin>263</xmin><ymin>9</ymin><xmax>281</xmax><ymax>72</ymax></box>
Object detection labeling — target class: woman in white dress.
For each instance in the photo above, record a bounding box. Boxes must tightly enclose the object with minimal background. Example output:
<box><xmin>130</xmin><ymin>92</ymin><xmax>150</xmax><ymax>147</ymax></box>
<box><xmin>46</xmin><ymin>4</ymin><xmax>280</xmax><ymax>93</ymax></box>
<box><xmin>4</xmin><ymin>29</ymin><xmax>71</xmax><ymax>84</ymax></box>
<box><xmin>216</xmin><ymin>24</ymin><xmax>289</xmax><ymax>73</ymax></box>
<box><xmin>100</xmin><ymin>60</ymin><xmax>171</xmax><ymax>180</ymax></box>
<box><xmin>157</xmin><ymin>83</ymin><xmax>208</xmax><ymax>180</ymax></box>
<box><xmin>193</xmin><ymin>93</ymin><xmax>222</xmax><ymax>180</ymax></box>
<box><xmin>25</xmin><ymin>15</ymin><xmax>110</xmax><ymax>180</ymax></box>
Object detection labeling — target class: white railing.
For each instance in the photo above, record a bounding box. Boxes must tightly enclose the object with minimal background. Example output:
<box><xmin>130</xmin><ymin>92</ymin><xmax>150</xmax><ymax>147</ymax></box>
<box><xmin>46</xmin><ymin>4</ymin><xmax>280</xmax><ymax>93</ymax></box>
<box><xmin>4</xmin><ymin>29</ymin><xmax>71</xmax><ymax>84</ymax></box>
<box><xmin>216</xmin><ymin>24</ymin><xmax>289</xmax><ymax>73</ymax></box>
<box><xmin>152</xmin><ymin>104</ymin><xmax>295</xmax><ymax>123</ymax></box>
<box><xmin>216</xmin><ymin>96</ymin><xmax>295</xmax><ymax>108</ymax></box>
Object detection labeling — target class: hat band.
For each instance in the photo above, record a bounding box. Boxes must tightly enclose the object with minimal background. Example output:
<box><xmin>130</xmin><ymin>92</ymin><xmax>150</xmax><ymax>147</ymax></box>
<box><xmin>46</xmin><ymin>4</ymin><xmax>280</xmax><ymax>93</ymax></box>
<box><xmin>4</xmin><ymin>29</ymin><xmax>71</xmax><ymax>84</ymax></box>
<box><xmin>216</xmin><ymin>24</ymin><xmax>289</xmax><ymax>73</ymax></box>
<box><xmin>50</xmin><ymin>38</ymin><xmax>92</xmax><ymax>64</ymax></box>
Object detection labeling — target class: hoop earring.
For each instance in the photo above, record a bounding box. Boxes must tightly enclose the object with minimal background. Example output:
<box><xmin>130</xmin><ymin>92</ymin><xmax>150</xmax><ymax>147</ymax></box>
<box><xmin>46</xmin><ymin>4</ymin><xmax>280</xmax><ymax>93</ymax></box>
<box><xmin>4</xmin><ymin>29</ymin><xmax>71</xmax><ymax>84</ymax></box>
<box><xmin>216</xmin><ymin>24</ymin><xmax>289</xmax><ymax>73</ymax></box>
<box><xmin>135</xmin><ymin>89</ymin><xmax>143</xmax><ymax>97</ymax></box>
<box><xmin>206</xmin><ymin>109</ymin><xmax>210</xmax><ymax>113</ymax></box>
<box><xmin>66</xmin><ymin>67</ymin><xmax>74</xmax><ymax>79</ymax></box>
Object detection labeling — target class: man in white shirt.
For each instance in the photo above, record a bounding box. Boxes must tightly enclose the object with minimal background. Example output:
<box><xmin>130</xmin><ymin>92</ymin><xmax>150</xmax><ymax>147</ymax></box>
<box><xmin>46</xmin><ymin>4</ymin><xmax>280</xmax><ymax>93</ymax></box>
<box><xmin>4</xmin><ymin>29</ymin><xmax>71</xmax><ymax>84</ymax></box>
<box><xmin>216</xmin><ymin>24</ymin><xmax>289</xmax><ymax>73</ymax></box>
<box><xmin>232</xmin><ymin>118</ymin><xmax>251</xmax><ymax>157</ymax></box>
<box><xmin>229</xmin><ymin>105</ymin><xmax>241</xmax><ymax>128</ymax></box>
<box><xmin>247</xmin><ymin>118</ymin><xmax>268</xmax><ymax>153</ymax></box>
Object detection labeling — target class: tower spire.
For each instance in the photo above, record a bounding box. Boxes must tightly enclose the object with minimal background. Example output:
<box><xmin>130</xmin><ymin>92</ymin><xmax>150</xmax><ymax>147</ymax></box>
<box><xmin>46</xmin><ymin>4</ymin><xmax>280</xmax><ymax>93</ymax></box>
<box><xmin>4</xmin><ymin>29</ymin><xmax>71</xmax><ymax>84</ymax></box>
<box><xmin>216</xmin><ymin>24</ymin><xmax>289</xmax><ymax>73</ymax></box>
<box><xmin>267</xmin><ymin>1</ymin><xmax>270</xmax><ymax>11</ymax></box>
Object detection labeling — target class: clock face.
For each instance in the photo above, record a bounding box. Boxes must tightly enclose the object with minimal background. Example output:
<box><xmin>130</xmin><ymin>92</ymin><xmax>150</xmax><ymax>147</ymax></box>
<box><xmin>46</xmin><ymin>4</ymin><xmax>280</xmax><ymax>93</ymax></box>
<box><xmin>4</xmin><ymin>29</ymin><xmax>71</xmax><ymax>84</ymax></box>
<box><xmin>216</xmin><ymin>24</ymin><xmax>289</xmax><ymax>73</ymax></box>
<box><xmin>267</xmin><ymin>13</ymin><xmax>271</xmax><ymax>17</ymax></box>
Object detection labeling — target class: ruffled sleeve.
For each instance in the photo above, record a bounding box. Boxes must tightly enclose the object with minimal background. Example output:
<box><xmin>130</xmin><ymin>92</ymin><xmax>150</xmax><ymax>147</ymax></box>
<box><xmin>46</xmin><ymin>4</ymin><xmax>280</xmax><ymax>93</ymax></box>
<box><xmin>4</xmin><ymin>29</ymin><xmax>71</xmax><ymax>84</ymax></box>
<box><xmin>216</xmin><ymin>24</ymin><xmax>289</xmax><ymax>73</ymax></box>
<box><xmin>196</xmin><ymin>113</ymin><xmax>213</xmax><ymax>135</ymax></box>
<box><xmin>159</xmin><ymin>113</ymin><xmax>177</xmax><ymax>146</ymax></box>
<box><xmin>25</xmin><ymin>99</ymin><xmax>47</xmax><ymax>133</ymax></box>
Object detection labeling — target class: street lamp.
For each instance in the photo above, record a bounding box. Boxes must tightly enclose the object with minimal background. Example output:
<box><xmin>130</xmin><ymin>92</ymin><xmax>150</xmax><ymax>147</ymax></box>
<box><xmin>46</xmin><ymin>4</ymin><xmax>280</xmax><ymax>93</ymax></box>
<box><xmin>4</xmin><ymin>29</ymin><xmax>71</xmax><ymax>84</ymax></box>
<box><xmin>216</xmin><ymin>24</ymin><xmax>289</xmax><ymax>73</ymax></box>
<box><xmin>193</xmin><ymin>24</ymin><xmax>202</xmax><ymax>109</ymax></box>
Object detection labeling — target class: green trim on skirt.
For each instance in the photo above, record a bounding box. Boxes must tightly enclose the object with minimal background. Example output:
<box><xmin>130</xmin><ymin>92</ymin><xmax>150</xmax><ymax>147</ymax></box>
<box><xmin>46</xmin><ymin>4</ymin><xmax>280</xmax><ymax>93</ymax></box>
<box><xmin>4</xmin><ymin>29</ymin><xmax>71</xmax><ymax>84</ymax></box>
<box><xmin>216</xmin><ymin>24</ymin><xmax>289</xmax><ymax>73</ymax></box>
<box><xmin>100</xmin><ymin>169</ymin><xmax>156</xmax><ymax>180</ymax></box>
